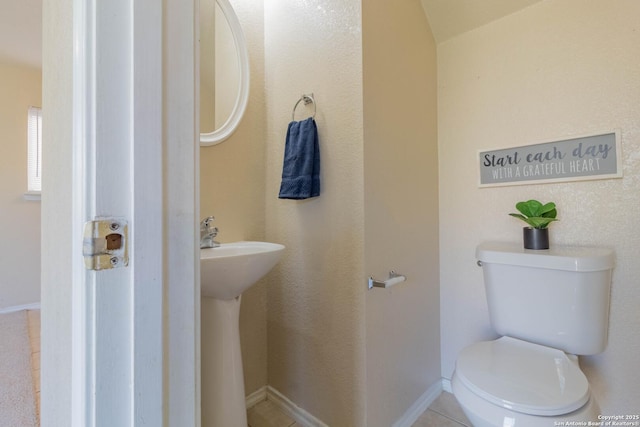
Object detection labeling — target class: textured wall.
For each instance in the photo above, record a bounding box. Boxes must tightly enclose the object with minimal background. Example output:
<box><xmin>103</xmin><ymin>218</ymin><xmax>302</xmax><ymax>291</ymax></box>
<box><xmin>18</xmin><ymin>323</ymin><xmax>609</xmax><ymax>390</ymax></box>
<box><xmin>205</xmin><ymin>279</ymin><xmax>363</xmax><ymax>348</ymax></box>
<box><xmin>0</xmin><ymin>61</ymin><xmax>41</xmax><ymax>309</ymax></box>
<box><xmin>438</xmin><ymin>0</ymin><xmax>640</xmax><ymax>414</ymax></box>
<box><xmin>264</xmin><ymin>0</ymin><xmax>366</xmax><ymax>424</ymax></box>
<box><xmin>362</xmin><ymin>0</ymin><xmax>440</xmax><ymax>425</ymax></box>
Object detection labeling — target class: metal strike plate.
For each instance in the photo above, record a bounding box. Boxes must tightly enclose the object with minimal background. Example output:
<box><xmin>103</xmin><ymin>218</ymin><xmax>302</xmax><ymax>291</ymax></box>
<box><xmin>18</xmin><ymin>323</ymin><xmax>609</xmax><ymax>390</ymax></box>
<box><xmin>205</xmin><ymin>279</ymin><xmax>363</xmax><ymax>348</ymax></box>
<box><xmin>83</xmin><ymin>218</ymin><xmax>129</xmax><ymax>270</ymax></box>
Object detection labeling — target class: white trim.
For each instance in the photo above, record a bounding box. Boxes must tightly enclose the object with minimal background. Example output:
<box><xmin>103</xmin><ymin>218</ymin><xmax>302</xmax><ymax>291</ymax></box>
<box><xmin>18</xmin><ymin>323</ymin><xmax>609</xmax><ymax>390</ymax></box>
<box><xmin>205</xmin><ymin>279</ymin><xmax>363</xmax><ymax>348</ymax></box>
<box><xmin>131</xmin><ymin>0</ymin><xmax>164</xmax><ymax>425</ymax></box>
<box><xmin>43</xmin><ymin>1</ymin><xmax>198</xmax><ymax>425</ymax></box>
<box><xmin>265</xmin><ymin>386</ymin><xmax>329</xmax><ymax>427</ymax></box>
<box><xmin>164</xmin><ymin>0</ymin><xmax>200</xmax><ymax>425</ymax></box>
<box><xmin>70</xmin><ymin>0</ymin><xmax>177</xmax><ymax>424</ymax></box>
<box><xmin>252</xmin><ymin>382</ymin><xmax>444</xmax><ymax>427</ymax></box>
<box><xmin>0</xmin><ymin>302</ymin><xmax>41</xmax><ymax>314</ymax></box>
<box><xmin>442</xmin><ymin>377</ymin><xmax>453</xmax><ymax>393</ymax></box>
<box><xmin>23</xmin><ymin>191</ymin><xmax>42</xmax><ymax>201</ymax></box>
<box><xmin>392</xmin><ymin>381</ymin><xmax>443</xmax><ymax>427</ymax></box>
<box><xmin>245</xmin><ymin>386</ymin><xmax>268</xmax><ymax>409</ymax></box>
<box><xmin>70</xmin><ymin>0</ymin><xmax>90</xmax><ymax>423</ymax></box>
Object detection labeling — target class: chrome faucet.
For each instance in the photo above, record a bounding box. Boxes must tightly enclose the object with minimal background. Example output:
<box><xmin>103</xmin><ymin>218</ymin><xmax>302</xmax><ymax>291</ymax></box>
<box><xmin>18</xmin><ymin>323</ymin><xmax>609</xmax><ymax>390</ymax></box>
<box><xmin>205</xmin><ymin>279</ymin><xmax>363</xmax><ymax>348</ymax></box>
<box><xmin>200</xmin><ymin>216</ymin><xmax>220</xmax><ymax>249</ymax></box>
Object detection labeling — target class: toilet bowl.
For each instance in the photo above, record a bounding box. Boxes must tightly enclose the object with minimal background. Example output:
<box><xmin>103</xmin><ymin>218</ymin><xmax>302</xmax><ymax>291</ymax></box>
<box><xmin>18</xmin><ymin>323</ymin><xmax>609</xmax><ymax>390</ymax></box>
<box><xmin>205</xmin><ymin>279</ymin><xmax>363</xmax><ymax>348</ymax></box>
<box><xmin>452</xmin><ymin>337</ymin><xmax>599</xmax><ymax>427</ymax></box>
<box><xmin>453</xmin><ymin>242</ymin><xmax>614</xmax><ymax>427</ymax></box>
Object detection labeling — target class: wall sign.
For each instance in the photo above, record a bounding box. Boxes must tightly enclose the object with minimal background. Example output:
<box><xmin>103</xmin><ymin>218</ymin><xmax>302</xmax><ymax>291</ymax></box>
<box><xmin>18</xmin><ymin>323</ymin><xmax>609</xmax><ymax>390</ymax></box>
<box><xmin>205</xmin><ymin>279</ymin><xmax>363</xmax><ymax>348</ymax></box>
<box><xmin>478</xmin><ymin>131</ymin><xmax>622</xmax><ymax>187</ymax></box>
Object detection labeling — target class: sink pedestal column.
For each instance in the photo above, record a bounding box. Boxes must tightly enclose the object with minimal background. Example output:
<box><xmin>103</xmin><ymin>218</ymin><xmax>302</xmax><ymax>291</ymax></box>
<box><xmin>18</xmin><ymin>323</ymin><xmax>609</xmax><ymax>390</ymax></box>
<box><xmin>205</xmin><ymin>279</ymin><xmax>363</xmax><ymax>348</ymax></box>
<box><xmin>202</xmin><ymin>295</ymin><xmax>247</xmax><ymax>427</ymax></box>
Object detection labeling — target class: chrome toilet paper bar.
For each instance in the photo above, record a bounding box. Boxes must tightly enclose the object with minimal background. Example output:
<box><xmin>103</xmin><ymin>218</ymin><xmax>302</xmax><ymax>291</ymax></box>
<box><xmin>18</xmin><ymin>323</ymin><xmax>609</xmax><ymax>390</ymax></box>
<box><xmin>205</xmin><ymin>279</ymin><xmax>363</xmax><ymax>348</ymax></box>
<box><xmin>368</xmin><ymin>271</ymin><xmax>407</xmax><ymax>290</ymax></box>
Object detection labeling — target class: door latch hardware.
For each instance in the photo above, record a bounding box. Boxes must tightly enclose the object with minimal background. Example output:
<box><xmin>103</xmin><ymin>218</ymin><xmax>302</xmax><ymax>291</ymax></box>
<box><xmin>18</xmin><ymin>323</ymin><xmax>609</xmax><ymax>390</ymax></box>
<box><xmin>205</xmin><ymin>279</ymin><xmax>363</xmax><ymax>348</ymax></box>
<box><xmin>83</xmin><ymin>218</ymin><xmax>129</xmax><ymax>270</ymax></box>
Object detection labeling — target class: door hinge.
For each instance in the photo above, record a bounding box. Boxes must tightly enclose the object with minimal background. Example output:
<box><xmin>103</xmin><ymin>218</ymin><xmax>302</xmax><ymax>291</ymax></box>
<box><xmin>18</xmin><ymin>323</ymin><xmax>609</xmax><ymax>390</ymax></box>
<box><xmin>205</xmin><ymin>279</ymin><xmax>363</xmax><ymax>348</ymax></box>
<box><xmin>83</xmin><ymin>218</ymin><xmax>129</xmax><ymax>270</ymax></box>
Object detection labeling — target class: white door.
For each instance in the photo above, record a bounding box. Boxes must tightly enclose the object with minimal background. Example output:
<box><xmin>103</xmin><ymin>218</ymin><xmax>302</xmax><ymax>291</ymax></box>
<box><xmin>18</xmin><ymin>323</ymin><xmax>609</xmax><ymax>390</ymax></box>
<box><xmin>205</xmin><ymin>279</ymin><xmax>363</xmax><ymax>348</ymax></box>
<box><xmin>41</xmin><ymin>0</ymin><xmax>200</xmax><ymax>426</ymax></box>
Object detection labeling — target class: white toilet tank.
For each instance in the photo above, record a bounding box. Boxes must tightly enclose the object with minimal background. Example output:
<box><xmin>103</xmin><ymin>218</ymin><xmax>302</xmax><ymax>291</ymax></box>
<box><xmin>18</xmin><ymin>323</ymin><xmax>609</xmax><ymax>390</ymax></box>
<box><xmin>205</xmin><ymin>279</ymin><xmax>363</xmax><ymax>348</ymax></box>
<box><xmin>476</xmin><ymin>242</ymin><xmax>614</xmax><ymax>355</ymax></box>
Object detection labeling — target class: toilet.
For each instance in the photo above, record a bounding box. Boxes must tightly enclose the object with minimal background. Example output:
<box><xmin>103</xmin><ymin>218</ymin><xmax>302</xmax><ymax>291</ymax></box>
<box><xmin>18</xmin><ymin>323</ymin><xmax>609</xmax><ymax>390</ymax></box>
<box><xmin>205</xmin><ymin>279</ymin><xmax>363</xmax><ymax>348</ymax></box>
<box><xmin>452</xmin><ymin>242</ymin><xmax>614</xmax><ymax>427</ymax></box>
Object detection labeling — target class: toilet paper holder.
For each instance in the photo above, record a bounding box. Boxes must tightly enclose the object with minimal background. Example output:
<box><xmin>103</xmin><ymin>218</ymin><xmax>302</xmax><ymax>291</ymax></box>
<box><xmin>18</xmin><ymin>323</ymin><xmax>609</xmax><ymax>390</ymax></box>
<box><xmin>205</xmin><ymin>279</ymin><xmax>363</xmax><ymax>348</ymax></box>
<box><xmin>368</xmin><ymin>271</ymin><xmax>407</xmax><ymax>290</ymax></box>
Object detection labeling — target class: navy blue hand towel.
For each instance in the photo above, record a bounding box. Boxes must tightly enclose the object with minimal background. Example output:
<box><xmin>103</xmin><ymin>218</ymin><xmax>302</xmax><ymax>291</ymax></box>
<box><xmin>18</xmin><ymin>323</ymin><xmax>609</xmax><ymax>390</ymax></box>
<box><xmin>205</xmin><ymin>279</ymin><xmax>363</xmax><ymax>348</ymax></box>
<box><xmin>278</xmin><ymin>117</ymin><xmax>320</xmax><ymax>199</ymax></box>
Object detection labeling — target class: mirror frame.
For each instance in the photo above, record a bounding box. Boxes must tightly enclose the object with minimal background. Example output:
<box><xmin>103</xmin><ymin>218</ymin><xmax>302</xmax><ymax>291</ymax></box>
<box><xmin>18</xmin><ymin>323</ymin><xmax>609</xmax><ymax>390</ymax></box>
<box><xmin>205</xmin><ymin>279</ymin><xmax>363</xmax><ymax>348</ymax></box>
<box><xmin>200</xmin><ymin>0</ymin><xmax>250</xmax><ymax>146</ymax></box>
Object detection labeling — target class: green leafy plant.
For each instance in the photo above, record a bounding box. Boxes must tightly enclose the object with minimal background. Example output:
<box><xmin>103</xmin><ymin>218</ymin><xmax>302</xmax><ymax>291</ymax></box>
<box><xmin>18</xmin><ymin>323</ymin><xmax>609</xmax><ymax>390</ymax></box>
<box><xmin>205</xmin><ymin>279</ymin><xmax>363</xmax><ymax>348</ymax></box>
<box><xmin>509</xmin><ymin>199</ymin><xmax>558</xmax><ymax>229</ymax></box>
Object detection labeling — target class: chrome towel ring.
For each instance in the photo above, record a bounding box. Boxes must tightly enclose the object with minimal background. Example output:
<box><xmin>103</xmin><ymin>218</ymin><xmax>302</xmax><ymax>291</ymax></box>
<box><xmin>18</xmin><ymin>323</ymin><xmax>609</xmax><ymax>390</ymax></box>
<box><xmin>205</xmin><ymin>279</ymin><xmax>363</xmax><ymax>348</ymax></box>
<box><xmin>292</xmin><ymin>93</ymin><xmax>316</xmax><ymax>121</ymax></box>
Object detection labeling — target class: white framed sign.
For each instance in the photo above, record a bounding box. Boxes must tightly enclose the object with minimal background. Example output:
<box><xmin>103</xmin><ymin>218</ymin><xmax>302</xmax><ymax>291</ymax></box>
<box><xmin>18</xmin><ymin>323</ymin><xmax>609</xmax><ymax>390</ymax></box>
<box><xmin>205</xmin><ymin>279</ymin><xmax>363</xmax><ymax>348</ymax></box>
<box><xmin>478</xmin><ymin>131</ymin><xmax>622</xmax><ymax>187</ymax></box>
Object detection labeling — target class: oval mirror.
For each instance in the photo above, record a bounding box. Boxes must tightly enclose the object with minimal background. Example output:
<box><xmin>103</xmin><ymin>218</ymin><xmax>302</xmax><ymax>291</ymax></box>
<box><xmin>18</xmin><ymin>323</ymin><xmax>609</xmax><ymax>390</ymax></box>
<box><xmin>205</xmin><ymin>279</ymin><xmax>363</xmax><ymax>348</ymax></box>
<box><xmin>200</xmin><ymin>0</ymin><xmax>250</xmax><ymax>146</ymax></box>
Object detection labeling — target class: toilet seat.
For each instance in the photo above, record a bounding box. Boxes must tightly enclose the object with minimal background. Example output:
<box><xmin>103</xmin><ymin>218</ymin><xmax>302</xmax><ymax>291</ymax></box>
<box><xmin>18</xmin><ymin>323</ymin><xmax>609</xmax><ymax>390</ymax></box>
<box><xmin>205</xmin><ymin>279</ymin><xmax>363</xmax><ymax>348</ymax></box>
<box><xmin>455</xmin><ymin>336</ymin><xmax>590</xmax><ymax>416</ymax></box>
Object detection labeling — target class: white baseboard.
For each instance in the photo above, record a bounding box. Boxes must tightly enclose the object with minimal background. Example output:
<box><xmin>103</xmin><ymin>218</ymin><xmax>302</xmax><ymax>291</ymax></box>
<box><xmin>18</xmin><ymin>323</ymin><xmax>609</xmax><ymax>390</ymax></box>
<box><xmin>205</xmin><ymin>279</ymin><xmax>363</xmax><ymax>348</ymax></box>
<box><xmin>245</xmin><ymin>385</ymin><xmax>328</xmax><ymax>427</ymax></box>
<box><xmin>265</xmin><ymin>386</ymin><xmax>329</xmax><ymax>427</ymax></box>
<box><xmin>442</xmin><ymin>377</ymin><xmax>453</xmax><ymax>393</ymax></box>
<box><xmin>245</xmin><ymin>386</ymin><xmax>268</xmax><ymax>409</ymax></box>
<box><xmin>392</xmin><ymin>380</ymin><xmax>443</xmax><ymax>427</ymax></box>
<box><xmin>249</xmin><ymin>380</ymin><xmax>446</xmax><ymax>427</ymax></box>
<box><xmin>0</xmin><ymin>302</ymin><xmax>41</xmax><ymax>314</ymax></box>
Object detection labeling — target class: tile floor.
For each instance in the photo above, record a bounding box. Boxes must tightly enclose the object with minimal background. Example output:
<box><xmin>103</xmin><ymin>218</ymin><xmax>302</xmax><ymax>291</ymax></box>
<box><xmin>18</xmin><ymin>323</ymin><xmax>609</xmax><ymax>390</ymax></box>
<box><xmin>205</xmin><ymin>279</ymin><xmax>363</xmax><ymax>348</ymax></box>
<box><xmin>247</xmin><ymin>391</ymin><xmax>471</xmax><ymax>427</ymax></box>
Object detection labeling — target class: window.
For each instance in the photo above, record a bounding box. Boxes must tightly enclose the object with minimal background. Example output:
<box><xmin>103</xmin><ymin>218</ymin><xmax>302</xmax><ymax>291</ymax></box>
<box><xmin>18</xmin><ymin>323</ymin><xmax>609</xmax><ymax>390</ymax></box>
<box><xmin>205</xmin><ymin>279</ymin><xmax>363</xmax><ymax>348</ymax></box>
<box><xmin>26</xmin><ymin>106</ymin><xmax>42</xmax><ymax>198</ymax></box>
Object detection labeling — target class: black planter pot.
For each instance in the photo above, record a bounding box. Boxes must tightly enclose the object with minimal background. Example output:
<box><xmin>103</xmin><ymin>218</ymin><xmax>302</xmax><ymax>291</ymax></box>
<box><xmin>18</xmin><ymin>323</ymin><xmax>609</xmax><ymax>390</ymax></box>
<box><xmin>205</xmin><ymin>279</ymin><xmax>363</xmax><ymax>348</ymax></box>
<box><xmin>523</xmin><ymin>227</ymin><xmax>549</xmax><ymax>250</ymax></box>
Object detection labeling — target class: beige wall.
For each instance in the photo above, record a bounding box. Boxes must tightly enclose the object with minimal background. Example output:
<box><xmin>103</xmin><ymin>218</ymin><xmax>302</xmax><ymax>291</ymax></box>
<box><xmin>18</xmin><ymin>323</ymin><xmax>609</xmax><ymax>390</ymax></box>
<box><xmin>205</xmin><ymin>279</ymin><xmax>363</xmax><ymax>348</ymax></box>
<box><xmin>363</xmin><ymin>0</ymin><xmax>440</xmax><ymax>425</ymax></box>
<box><xmin>438</xmin><ymin>0</ymin><xmax>640</xmax><ymax>414</ymax></box>
<box><xmin>263</xmin><ymin>0</ymin><xmax>366</xmax><ymax>424</ymax></box>
<box><xmin>199</xmin><ymin>0</ymin><xmax>268</xmax><ymax>395</ymax></box>
<box><xmin>0</xmin><ymin>60</ymin><xmax>42</xmax><ymax>310</ymax></box>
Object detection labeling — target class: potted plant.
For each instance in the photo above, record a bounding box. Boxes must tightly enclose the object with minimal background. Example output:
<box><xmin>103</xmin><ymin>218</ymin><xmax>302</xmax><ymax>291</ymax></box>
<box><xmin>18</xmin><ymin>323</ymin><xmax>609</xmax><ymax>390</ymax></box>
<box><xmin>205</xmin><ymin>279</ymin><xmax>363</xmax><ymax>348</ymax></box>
<box><xmin>509</xmin><ymin>199</ymin><xmax>558</xmax><ymax>250</ymax></box>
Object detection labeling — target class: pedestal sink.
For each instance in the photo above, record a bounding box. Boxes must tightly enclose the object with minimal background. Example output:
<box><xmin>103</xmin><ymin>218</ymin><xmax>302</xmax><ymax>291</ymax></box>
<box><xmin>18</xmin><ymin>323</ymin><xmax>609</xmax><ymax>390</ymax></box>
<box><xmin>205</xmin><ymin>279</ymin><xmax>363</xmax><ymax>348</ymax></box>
<box><xmin>200</xmin><ymin>241</ymin><xmax>284</xmax><ymax>427</ymax></box>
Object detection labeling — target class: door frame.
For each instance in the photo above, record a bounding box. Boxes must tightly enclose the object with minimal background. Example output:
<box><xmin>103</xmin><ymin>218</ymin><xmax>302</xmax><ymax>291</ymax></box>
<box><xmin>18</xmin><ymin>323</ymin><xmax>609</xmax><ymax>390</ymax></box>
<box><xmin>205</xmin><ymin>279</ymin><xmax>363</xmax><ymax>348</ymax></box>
<box><xmin>41</xmin><ymin>0</ymin><xmax>200</xmax><ymax>425</ymax></box>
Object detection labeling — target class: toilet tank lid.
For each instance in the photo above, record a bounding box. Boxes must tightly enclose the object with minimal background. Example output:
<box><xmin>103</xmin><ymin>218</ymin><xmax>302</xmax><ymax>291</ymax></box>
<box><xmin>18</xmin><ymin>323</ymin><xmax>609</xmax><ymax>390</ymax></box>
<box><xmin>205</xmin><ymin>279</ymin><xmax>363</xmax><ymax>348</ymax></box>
<box><xmin>476</xmin><ymin>242</ymin><xmax>614</xmax><ymax>272</ymax></box>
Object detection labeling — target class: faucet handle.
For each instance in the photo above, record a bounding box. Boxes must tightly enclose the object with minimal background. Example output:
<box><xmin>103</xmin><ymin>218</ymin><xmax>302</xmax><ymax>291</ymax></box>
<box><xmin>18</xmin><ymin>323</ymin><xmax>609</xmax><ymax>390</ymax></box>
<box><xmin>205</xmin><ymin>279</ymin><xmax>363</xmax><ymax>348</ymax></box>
<box><xmin>201</xmin><ymin>216</ymin><xmax>215</xmax><ymax>229</ymax></box>
<box><xmin>199</xmin><ymin>216</ymin><xmax>220</xmax><ymax>249</ymax></box>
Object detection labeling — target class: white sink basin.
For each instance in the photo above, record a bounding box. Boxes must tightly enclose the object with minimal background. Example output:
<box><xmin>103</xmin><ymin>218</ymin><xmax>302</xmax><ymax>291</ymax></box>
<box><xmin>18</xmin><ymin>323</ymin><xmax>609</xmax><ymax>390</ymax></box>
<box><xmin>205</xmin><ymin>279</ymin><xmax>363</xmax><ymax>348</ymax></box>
<box><xmin>200</xmin><ymin>241</ymin><xmax>285</xmax><ymax>299</ymax></box>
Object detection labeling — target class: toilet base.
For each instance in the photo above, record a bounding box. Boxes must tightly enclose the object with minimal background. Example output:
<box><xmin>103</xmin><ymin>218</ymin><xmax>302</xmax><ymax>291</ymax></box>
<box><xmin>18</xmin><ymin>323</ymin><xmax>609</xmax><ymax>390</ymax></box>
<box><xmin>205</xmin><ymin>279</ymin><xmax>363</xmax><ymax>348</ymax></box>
<box><xmin>452</xmin><ymin>372</ymin><xmax>599</xmax><ymax>427</ymax></box>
